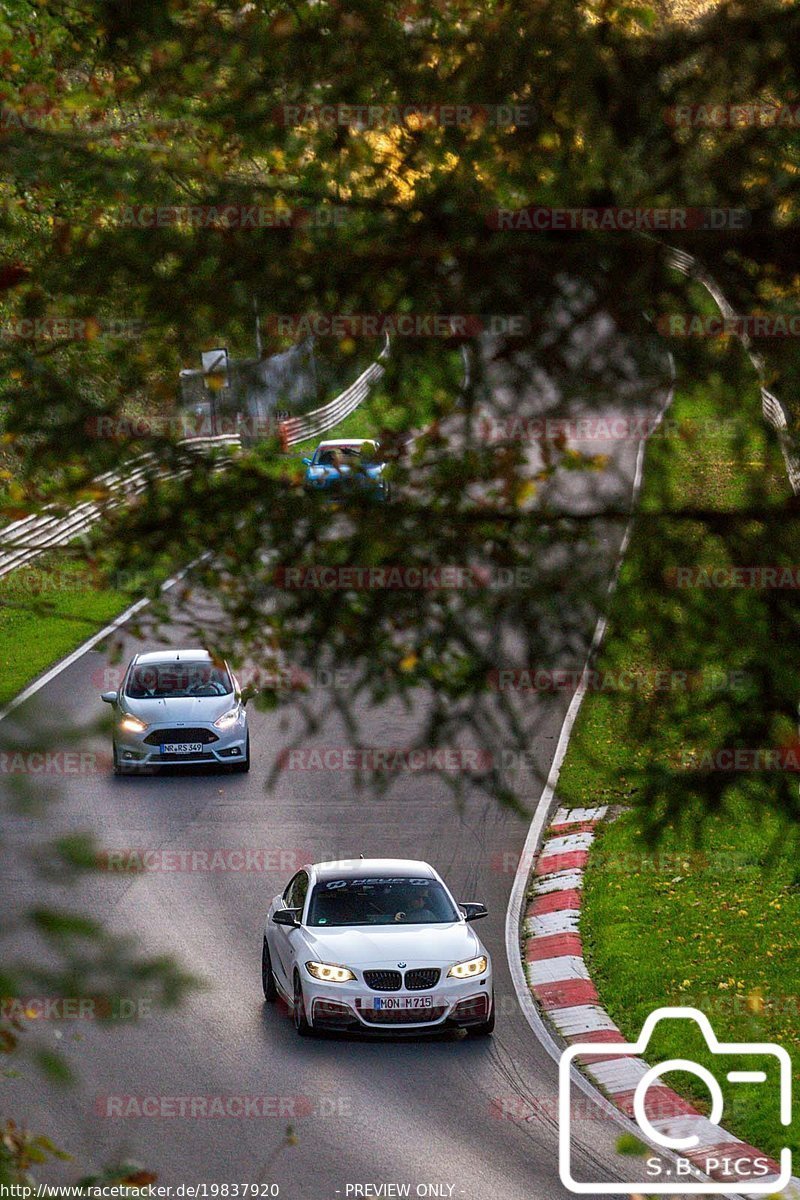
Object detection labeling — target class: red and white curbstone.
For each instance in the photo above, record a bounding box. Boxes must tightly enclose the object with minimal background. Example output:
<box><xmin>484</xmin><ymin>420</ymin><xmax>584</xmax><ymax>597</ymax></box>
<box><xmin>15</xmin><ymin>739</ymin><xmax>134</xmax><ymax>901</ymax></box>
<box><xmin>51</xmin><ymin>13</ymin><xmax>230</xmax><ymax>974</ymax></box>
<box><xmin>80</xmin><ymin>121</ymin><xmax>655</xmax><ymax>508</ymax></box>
<box><xmin>522</xmin><ymin>805</ymin><xmax>800</xmax><ymax>1199</ymax></box>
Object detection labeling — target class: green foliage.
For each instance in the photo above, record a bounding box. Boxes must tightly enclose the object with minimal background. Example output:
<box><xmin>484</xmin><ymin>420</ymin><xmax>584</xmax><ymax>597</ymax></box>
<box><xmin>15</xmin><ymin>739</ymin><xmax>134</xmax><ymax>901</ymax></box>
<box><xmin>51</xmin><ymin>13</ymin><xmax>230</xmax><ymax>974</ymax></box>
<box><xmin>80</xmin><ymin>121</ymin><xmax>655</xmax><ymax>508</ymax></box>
<box><xmin>1</xmin><ymin>0</ymin><xmax>800</xmax><ymax>1181</ymax></box>
<box><xmin>1</xmin><ymin>0</ymin><xmax>798</xmax><ymax>815</ymax></box>
<box><xmin>561</xmin><ymin>379</ymin><xmax>799</xmax><ymax>1156</ymax></box>
<box><xmin>557</xmin><ymin>375</ymin><xmax>800</xmax><ymax>830</ymax></box>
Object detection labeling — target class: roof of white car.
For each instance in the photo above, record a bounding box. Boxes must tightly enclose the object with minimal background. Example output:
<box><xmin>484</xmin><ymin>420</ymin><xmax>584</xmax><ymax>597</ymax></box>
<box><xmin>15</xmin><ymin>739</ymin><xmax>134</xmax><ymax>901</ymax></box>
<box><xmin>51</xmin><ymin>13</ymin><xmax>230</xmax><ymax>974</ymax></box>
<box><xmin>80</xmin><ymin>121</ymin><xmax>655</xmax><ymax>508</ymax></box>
<box><xmin>315</xmin><ymin>439</ymin><xmax>378</xmax><ymax>449</ymax></box>
<box><xmin>313</xmin><ymin>858</ymin><xmax>436</xmax><ymax>881</ymax></box>
<box><xmin>134</xmin><ymin>648</ymin><xmax>213</xmax><ymax>664</ymax></box>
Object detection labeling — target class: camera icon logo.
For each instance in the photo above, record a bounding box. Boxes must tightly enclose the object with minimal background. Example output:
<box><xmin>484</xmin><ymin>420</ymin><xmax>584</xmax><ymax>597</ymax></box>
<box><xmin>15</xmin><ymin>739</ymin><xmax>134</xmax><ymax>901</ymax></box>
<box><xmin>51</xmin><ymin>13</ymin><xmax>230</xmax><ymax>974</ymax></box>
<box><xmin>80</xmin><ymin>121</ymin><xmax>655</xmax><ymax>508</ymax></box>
<box><xmin>559</xmin><ymin>1006</ymin><xmax>793</xmax><ymax>1194</ymax></box>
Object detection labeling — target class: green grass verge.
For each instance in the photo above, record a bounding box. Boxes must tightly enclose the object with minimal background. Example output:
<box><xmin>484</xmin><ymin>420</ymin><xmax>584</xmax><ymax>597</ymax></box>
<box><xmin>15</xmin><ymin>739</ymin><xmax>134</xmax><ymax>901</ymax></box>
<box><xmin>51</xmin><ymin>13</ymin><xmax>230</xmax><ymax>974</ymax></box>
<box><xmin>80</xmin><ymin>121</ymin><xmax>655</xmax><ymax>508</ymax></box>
<box><xmin>290</xmin><ymin>401</ymin><xmax>380</xmax><ymax>457</ymax></box>
<box><xmin>549</xmin><ymin>374</ymin><xmax>800</xmax><ymax>1160</ymax></box>
<box><xmin>0</xmin><ymin>552</ymin><xmax>151</xmax><ymax>707</ymax></box>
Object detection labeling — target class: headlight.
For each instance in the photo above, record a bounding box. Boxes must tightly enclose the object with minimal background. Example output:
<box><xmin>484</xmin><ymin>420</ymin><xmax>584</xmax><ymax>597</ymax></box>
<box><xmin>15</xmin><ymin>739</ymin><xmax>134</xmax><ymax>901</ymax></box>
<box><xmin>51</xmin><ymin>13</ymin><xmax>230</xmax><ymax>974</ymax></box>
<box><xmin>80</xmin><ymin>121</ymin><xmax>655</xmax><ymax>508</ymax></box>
<box><xmin>447</xmin><ymin>955</ymin><xmax>488</xmax><ymax>979</ymax></box>
<box><xmin>213</xmin><ymin>707</ymin><xmax>241</xmax><ymax>730</ymax></box>
<box><xmin>305</xmin><ymin>961</ymin><xmax>356</xmax><ymax>983</ymax></box>
<box><xmin>119</xmin><ymin>715</ymin><xmax>148</xmax><ymax>734</ymax></box>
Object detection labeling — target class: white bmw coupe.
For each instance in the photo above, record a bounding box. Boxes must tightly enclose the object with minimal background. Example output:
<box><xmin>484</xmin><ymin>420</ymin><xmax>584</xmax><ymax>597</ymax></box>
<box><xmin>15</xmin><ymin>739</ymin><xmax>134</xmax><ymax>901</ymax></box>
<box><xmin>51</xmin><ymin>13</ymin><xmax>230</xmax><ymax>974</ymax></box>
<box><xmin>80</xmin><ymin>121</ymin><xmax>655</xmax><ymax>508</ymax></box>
<box><xmin>262</xmin><ymin>858</ymin><xmax>494</xmax><ymax>1036</ymax></box>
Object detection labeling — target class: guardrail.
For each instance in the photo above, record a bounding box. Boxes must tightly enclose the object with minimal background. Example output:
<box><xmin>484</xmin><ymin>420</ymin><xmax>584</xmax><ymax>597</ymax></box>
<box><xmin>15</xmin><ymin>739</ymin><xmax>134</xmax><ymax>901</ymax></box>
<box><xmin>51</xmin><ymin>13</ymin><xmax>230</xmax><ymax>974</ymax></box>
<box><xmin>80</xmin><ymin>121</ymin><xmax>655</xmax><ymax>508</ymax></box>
<box><xmin>667</xmin><ymin>246</ymin><xmax>800</xmax><ymax>493</ymax></box>
<box><xmin>0</xmin><ymin>435</ymin><xmax>240</xmax><ymax>581</ymax></box>
<box><xmin>0</xmin><ymin>341</ymin><xmax>388</xmax><ymax>580</ymax></box>
<box><xmin>277</xmin><ymin>334</ymin><xmax>390</xmax><ymax>448</ymax></box>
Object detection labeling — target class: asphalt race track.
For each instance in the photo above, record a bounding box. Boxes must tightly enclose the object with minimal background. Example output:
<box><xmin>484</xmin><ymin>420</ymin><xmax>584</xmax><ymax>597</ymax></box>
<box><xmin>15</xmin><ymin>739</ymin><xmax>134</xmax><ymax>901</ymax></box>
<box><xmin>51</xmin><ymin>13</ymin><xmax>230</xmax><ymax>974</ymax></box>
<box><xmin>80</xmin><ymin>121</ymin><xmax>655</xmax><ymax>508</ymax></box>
<box><xmin>1</xmin><ymin>333</ymin><xmax>687</xmax><ymax>1199</ymax></box>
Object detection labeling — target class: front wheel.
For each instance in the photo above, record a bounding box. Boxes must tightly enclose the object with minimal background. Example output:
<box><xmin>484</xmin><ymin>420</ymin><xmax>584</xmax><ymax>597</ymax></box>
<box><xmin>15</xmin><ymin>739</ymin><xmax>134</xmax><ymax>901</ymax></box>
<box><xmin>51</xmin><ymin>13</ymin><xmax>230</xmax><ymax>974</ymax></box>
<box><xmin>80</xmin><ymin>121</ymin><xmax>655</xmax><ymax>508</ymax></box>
<box><xmin>293</xmin><ymin>974</ymin><xmax>312</xmax><ymax>1036</ymax></box>
<box><xmin>261</xmin><ymin>938</ymin><xmax>277</xmax><ymax>1001</ymax></box>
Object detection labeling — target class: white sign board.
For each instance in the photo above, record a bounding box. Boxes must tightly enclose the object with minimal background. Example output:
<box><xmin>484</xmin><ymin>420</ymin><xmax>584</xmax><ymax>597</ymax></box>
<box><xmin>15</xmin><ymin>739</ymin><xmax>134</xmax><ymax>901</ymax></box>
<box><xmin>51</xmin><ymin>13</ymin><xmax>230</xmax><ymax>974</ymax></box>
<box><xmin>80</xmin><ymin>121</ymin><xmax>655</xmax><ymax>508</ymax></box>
<box><xmin>201</xmin><ymin>348</ymin><xmax>229</xmax><ymax>388</ymax></box>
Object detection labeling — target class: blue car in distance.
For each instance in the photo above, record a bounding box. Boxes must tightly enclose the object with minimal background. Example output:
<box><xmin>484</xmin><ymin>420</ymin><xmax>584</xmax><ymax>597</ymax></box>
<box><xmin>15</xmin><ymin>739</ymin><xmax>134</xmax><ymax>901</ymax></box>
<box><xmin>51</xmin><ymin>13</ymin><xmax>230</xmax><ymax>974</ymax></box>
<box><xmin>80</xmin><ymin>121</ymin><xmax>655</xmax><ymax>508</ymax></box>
<box><xmin>302</xmin><ymin>439</ymin><xmax>390</xmax><ymax>501</ymax></box>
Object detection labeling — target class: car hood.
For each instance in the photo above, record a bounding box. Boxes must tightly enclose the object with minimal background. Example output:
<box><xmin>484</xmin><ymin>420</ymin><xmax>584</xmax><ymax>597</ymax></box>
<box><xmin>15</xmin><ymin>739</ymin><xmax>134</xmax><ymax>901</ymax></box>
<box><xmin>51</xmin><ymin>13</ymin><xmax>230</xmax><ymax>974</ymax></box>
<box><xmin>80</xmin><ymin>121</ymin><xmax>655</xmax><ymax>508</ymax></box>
<box><xmin>121</xmin><ymin>695</ymin><xmax>235</xmax><ymax>724</ymax></box>
<box><xmin>300</xmin><ymin>922</ymin><xmax>484</xmax><ymax>967</ymax></box>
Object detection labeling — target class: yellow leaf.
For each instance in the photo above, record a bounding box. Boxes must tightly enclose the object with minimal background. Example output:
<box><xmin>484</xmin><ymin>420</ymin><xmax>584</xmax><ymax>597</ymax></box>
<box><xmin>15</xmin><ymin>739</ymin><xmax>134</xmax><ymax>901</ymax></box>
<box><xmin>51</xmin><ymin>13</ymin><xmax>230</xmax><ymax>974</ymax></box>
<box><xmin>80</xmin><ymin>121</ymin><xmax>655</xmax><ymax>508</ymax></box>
<box><xmin>515</xmin><ymin>479</ymin><xmax>536</xmax><ymax>507</ymax></box>
<box><xmin>746</xmin><ymin>988</ymin><xmax>764</xmax><ymax>1015</ymax></box>
<box><xmin>399</xmin><ymin>652</ymin><xmax>418</xmax><ymax>672</ymax></box>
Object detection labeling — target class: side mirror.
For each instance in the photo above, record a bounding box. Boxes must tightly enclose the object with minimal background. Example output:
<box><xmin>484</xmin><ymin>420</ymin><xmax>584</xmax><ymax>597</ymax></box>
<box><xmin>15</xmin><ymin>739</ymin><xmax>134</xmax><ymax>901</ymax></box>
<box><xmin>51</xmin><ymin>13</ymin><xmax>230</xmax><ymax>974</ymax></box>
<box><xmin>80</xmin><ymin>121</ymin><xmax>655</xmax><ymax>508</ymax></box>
<box><xmin>272</xmin><ymin>907</ymin><xmax>301</xmax><ymax>928</ymax></box>
<box><xmin>301</xmin><ymin>457</ymin><xmax>312</xmax><ymax>466</ymax></box>
<box><xmin>460</xmin><ymin>902</ymin><xmax>488</xmax><ymax>922</ymax></box>
<box><xmin>100</xmin><ymin>691</ymin><xmax>119</xmax><ymax>705</ymax></box>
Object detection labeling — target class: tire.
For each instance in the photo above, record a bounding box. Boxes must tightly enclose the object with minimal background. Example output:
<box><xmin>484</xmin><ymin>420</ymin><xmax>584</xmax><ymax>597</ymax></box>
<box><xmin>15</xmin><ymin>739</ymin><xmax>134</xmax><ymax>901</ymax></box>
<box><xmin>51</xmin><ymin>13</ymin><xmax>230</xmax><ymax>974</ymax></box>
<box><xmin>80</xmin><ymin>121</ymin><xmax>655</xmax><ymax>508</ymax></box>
<box><xmin>468</xmin><ymin>992</ymin><xmax>495</xmax><ymax>1037</ymax></box>
<box><xmin>293</xmin><ymin>973</ymin><xmax>312</xmax><ymax>1036</ymax></box>
<box><xmin>261</xmin><ymin>938</ymin><xmax>277</xmax><ymax>1001</ymax></box>
<box><xmin>231</xmin><ymin>733</ymin><xmax>250</xmax><ymax>773</ymax></box>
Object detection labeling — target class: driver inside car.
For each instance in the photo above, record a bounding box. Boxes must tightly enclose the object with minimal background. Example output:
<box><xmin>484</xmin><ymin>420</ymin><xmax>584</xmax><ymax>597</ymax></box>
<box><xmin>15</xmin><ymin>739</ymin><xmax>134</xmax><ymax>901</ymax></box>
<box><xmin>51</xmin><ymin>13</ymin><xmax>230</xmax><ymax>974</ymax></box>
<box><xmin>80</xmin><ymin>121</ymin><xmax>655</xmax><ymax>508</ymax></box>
<box><xmin>131</xmin><ymin>666</ymin><xmax>158</xmax><ymax>698</ymax></box>
<box><xmin>393</xmin><ymin>887</ymin><xmax>439</xmax><ymax>923</ymax></box>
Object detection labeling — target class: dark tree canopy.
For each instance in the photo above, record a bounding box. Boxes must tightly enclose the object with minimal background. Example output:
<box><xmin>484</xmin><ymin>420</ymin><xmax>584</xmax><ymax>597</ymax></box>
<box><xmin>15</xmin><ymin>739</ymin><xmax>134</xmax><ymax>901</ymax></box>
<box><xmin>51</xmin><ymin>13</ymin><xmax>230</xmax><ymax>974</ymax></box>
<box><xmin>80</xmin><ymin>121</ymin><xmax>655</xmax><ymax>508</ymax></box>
<box><xmin>1</xmin><ymin>0</ymin><xmax>800</xmax><ymax>826</ymax></box>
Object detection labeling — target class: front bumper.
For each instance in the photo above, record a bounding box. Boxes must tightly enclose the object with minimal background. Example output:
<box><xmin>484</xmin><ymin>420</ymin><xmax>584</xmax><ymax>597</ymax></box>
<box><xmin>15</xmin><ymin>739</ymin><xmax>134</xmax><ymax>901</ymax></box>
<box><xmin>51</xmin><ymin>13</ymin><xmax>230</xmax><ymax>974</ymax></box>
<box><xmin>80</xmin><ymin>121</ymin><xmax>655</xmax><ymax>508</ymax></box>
<box><xmin>304</xmin><ymin>476</ymin><xmax>388</xmax><ymax>501</ymax></box>
<box><xmin>113</xmin><ymin>718</ymin><xmax>248</xmax><ymax>770</ymax></box>
<box><xmin>300</xmin><ymin>967</ymin><xmax>493</xmax><ymax>1033</ymax></box>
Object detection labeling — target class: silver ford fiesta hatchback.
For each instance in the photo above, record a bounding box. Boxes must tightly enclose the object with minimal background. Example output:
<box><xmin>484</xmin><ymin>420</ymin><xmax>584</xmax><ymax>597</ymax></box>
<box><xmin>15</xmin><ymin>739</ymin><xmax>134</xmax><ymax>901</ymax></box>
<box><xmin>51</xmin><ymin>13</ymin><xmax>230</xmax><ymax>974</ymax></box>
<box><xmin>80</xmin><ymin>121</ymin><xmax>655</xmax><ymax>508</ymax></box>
<box><xmin>101</xmin><ymin>648</ymin><xmax>250</xmax><ymax>774</ymax></box>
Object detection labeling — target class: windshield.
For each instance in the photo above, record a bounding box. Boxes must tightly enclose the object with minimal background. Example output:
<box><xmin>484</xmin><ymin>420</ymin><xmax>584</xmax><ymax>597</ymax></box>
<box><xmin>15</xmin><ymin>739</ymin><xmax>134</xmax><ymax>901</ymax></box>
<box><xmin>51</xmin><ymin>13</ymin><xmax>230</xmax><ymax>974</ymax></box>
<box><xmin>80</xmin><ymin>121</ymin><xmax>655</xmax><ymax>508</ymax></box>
<box><xmin>307</xmin><ymin>876</ymin><xmax>459</xmax><ymax>926</ymax></box>
<box><xmin>125</xmin><ymin>661</ymin><xmax>233</xmax><ymax>699</ymax></box>
<box><xmin>314</xmin><ymin>444</ymin><xmax>379</xmax><ymax>467</ymax></box>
